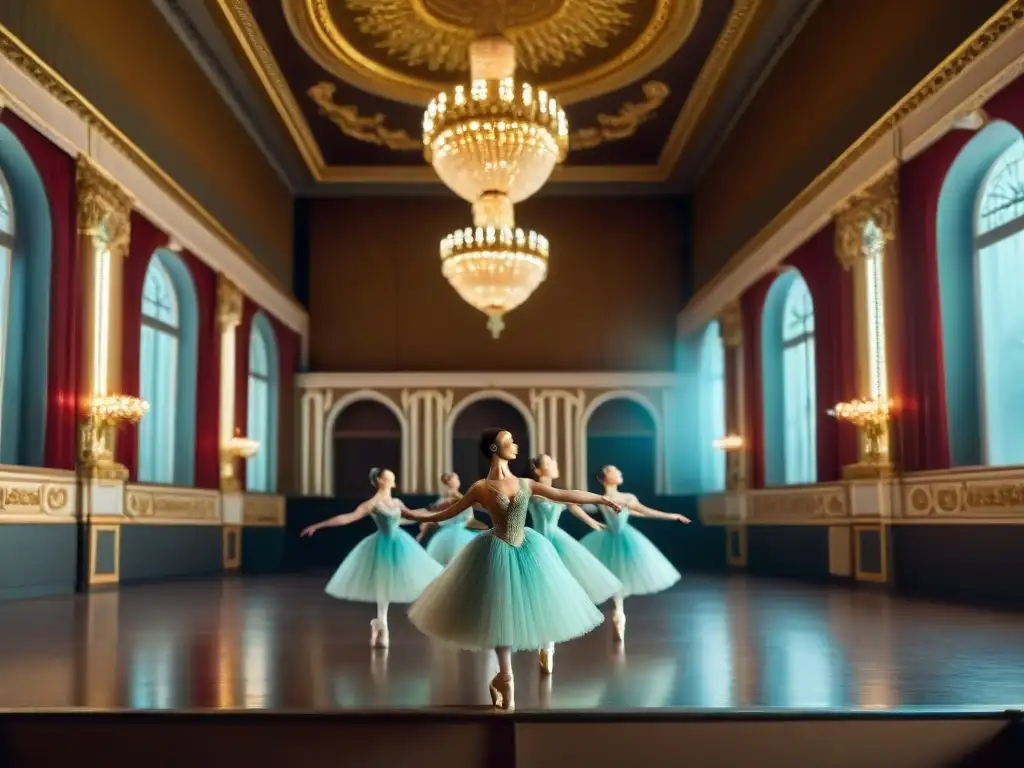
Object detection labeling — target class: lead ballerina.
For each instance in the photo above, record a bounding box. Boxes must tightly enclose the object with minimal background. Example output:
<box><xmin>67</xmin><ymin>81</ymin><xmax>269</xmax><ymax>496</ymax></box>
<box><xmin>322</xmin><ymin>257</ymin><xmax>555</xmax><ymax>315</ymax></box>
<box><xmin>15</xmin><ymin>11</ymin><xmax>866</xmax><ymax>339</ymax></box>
<box><xmin>404</xmin><ymin>428</ymin><xmax>623</xmax><ymax>711</ymax></box>
<box><xmin>581</xmin><ymin>465</ymin><xmax>691</xmax><ymax>642</ymax></box>
<box><xmin>300</xmin><ymin>467</ymin><xmax>442</xmax><ymax>648</ymax></box>
<box><xmin>528</xmin><ymin>453</ymin><xmax>623</xmax><ymax>675</ymax></box>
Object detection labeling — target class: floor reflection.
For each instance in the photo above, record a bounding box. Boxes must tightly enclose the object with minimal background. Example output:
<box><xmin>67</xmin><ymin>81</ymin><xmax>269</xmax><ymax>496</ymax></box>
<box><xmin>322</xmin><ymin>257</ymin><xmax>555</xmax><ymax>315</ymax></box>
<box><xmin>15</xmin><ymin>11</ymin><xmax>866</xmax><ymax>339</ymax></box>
<box><xmin>1</xmin><ymin>574</ymin><xmax>1024</xmax><ymax>711</ymax></box>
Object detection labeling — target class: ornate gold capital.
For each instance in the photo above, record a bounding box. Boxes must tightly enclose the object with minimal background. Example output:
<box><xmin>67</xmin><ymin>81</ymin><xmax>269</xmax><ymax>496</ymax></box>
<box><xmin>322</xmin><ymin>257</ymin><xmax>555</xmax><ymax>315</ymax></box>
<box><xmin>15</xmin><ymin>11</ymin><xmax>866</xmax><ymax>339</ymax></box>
<box><xmin>834</xmin><ymin>171</ymin><xmax>899</xmax><ymax>271</ymax></box>
<box><xmin>217</xmin><ymin>273</ymin><xmax>243</xmax><ymax>330</ymax></box>
<box><xmin>718</xmin><ymin>299</ymin><xmax>741</xmax><ymax>348</ymax></box>
<box><xmin>76</xmin><ymin>156</ymin><xmax>133</xmax><ymax>259</ymax></box>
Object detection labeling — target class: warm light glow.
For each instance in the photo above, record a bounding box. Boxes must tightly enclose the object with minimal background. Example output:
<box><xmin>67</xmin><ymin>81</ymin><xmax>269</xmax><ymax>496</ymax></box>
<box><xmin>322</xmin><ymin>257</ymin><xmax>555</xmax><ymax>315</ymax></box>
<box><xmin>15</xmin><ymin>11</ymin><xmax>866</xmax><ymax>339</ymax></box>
<box><xmin>829</xmin><ymin>396</ymin><xmax>892</xmax><ymax>461</ymax></box>
<box><xmin>224</xmin><ymin>433</ymin><xmax>260</xmax><ymax>460</ymax></box>
<box><xmin>712</xmin><ymin>434</ymin><xmax>745</xmax><ymax>452</ymax></box>
<box><xmin>439</xmin><ymin>224</ymin><xmax>549</xmax><ymax>338</ymax></box>
<box><xmin>92</xmin><ymin>243</ymin><xmax>112</xmax><ymax>395</ymax></box>
<box><xmin>91</xmin><ymin>393</ymin><xmax>149</xmax><ymax>426</ymax></box>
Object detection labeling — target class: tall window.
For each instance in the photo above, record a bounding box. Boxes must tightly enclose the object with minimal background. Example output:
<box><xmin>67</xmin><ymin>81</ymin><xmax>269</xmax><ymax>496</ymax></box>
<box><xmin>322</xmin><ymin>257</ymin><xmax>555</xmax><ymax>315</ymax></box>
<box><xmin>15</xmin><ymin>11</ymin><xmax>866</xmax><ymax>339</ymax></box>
<box><xmin>976</xmin><ymin>138</ymin><xmax>1024</xmax><ymax>466</ymax></box>
<box><xmin>246</xmin><ymin>313</ymin><xmax>278</xmax><ymax>492</ymax></box>
<box><xmin>863</xmin><ymin>219</ymin><xmax>888</xmax><ymax>400</ymax></box>
<box><xmin>781</xmin><ymin>277</ymin><xmax>817</xmax><ymax>483</ymax></box>
<box><xmin>699</xmin><ymin>321</ymin><xmax>727</xmax><ymax>491</ymax></box>
<box><xmin>0</xmin><ymin>172</ymin><xmax>13</xmax><ymax>447</ymax></box>
<box><xmin>139</xmin><ymin>258</ymin><xmax>179</xmax><ymax>483</ymax></box>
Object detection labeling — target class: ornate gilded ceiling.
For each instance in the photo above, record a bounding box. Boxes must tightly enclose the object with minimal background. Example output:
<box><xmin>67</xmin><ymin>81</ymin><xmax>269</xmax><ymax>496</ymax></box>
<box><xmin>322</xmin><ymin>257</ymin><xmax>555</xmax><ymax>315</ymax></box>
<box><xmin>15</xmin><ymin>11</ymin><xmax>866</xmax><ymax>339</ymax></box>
<box><xmin>165</xmin><ymin>0</ymin><xmax>819</xmax><ymax>191</ymax></box>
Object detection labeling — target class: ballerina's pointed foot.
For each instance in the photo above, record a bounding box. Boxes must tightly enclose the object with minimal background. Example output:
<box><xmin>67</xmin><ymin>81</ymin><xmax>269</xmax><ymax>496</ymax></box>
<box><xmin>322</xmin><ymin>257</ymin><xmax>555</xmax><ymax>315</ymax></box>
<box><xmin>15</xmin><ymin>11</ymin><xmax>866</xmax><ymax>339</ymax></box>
<box><xmin>538</xmin><ymin>646</ymin><xmax>554</xmax><ymax>675</ymax></box>
<box><xmin>489</xmin><ymin>672</ymin><xmax>515</xmax><ymax>711</ymax></box>
<box><xmin>612</xmin><ymin>610</ymin><xmax>626</xmax><ymax>642</ymax></box>
<box><xmin>370</xmin><ymin>619</ymin><xmax>389</xmax><ymax>648</ymax></box>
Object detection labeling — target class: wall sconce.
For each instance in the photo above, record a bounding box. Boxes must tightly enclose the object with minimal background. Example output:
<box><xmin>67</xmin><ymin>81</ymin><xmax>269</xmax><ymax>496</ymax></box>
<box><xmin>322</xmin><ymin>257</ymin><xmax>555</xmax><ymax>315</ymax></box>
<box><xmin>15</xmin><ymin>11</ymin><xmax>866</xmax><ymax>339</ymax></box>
<box><xmin>220</xmin><ymin>429</ymin><xmax>260</xmax><ymax>492</ymax></box>
<box><xmin>712</xmin><ymin>434</ymin><xmax>745</xmax><ymax>452</ymax></box>
<box><xmin>79</xmin><ymin>394</ymin><xmax>149</xmax><ymax>479</ymax></box>
<box><xmin>828</xmin><ymin>397</ymin><xmax>892</xmax><ymax>463</ymax></box>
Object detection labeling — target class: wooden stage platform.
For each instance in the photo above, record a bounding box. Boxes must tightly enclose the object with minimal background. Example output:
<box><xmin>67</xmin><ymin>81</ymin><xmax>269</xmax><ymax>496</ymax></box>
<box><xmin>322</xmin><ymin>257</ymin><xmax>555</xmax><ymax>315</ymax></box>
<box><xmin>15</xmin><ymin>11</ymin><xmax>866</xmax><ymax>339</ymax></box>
<box><xmin>0</xmin><ymin>574</ymin><xmax>1021</xmax><ymax>766</ymax></box>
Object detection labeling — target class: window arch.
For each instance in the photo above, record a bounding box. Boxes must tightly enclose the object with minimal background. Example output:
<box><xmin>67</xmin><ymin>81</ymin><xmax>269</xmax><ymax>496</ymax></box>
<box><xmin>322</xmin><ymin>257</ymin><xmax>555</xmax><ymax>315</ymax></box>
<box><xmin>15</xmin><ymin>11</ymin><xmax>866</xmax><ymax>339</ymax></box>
<box><xmin>246</xmin><ymin>312</ymin><xmax>279</xmax><ymax>492</ymax></box>
<box><xmin>698</xmin><ymin>321</ymin><xmax>726</xmax><ymax>491</ymax></box>
<box><xmin>976</xmin><ymin>137</ymin><xmax>1024</xmax><ymax>466</ymax></box>
<box><xmin>0</xmin><ymin>124</ymin><xmax>53</xmax><ymax>467</ymax></box>
<box><xmin>138</xmin><ymin>249</ymin><xmax>198</xmax><ymax>485</ymax></box>
<box><xmin>762</xmin><ymin>270</ymin><xmax>817</xmax><ymax>485</ymax></box>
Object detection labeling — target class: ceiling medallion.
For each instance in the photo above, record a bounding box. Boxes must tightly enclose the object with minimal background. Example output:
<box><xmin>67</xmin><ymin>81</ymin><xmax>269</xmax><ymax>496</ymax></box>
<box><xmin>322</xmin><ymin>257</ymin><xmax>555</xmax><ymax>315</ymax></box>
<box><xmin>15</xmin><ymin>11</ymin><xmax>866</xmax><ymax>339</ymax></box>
<box><xmin>425</xmin><ymin>36</ymin><xmax>567</xmax><ymax>339</ymax></box>
<box><xmin>285</xmin><ymin>0</ymin><xmax>699</xmax><ymax>106</ymax></box>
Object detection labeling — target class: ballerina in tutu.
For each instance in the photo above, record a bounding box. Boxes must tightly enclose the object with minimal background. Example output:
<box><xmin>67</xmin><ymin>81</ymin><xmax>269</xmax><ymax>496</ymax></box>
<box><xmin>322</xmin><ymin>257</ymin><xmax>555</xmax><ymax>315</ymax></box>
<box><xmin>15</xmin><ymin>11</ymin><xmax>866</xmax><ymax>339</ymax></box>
<box><xmin>404</xmin><ymin>428</ymin><xmax>622</xmax><ymax>711</ymax></box>
<box><xmin>300</xmin><ymin>467</ymin><xmax>442</xmax><ymax>648</ymax></box>
<box><xmin>416</xmin><ymin>472</ymin><xmax>489</xmax><ymax>564</ymax></box>
<box><xmin>528</xmin><ymin>453</ymin><xmax>623</xmax><ymax>675</ymax></box>
<box><xmin>580</xmin><ymin>464</ymin><xmax>690</xmax><ymax>642</ymax></box>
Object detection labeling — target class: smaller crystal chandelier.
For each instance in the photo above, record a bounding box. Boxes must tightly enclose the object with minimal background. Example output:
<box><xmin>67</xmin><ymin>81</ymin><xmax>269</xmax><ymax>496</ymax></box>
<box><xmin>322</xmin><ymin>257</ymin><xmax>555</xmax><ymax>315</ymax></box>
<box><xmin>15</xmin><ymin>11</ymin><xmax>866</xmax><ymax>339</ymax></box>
<box><xmin>90</xmin><ymin>394</ymin><xmax>149</xmax><ymax>427</ymax></box>
<box><xmin>828</xmin><ymin>396</ymin><xmax>893</xmax><ymax>462</ymax></box>
<box><xmin>424</xmin><ymin>35</ymin><xmax>568</xmax><ymax>338</ymax></box>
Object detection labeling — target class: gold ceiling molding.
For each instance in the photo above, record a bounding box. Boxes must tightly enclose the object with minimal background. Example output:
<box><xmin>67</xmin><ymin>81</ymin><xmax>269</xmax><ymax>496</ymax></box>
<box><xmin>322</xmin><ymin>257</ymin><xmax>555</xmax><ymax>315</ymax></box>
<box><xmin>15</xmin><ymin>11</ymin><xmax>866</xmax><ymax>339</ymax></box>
<box><xmin>284</xmin><ymin>0</ymin><xmax>700</xmax><ymax>106</ymax></box>
<box><xmin>687</xmin><ymin>0</ymin><xmax>1024</xmax><ymax>316</ymax></box>
<box><xmin>569</xmin><ymin>81</ymin><xmax>669</xmax><ymax>151</ymax></box>
<box><xmin>0</xmin><ymin>26</ymin><xmax>299</xmax><ymax>306</ymax></box>
<box><xmin>833</xmin><ymin>171</ymin><xmax>899</xmax><ymax>271</ymax></box>
<box><xmin>221</xmin><ymin>0</ymin><xmax>760</xmax><ymax>183</ymax></box>
<box><xmin>344</xmin><ymin>0</ymin><xmax>634</xmax><ymax>74</ymax></box>
<box><xmin>308</xmin><ymin>82</ymin><xmax>421</xmax><ymax>150</ymax></box>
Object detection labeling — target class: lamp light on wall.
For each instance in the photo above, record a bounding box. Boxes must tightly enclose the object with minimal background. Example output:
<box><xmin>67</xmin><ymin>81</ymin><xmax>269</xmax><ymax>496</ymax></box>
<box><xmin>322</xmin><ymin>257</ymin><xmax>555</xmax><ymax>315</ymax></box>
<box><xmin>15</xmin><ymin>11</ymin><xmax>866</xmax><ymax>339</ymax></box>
<box><xmin>713</xmin><ymin>434</ymin><xmax>745</xmax><ymax>489</ymax></box>
<box><xmin>220</xmin><ymin>429</ymin><xmax>260</xmax><ymax>493</ymax></box>
<box><xmin>79</xmin><ymin>394</ymin><xmax>149</xmax><ymax>480</ymax></box>
<box><xmin>712</xmin><ymin>434</ymin><xmax>745</xmax><ymax>452</ymax></box>
<box><xmin>828</xmin><ymin>397</ymin><xmax>892</xmax><ymax>463</ymax></box>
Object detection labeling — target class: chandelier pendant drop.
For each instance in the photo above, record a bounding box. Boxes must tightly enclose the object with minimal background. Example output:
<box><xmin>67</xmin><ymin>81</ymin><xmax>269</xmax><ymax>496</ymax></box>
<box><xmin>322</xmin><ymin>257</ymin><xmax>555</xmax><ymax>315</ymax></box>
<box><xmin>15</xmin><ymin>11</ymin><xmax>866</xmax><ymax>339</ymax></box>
<box><xmin>423</xmin><ymin>36</ymin><xmax>568</xmax><ymax>338</ymax></box>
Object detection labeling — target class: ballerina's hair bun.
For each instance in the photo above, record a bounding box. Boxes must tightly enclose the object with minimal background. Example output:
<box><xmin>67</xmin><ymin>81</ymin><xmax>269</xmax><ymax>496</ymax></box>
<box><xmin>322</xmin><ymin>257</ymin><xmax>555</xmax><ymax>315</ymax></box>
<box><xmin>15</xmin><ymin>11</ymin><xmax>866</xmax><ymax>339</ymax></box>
<box><xmin>478</xmin><ymin>428</ymin><xmax>504</xmax><ymax>459</ymax></box>
<box><xmin>368</xmin><ymin>467</ymin><xmax>382</xmax><ymax>487</ymax></box>
<box><xmin>529</xmin><ymin>454</ymin><xmax>548</xmax><ymax>475</ymax></box>
<box><xmin>595</xmin><ymin>465</ymin><xmax>611</xmax><ymax>483</ymax></box>
<box><xmin>440</xmin><ymin>472</ymin><xmax>455</xmax><ymax>485</ymax></box>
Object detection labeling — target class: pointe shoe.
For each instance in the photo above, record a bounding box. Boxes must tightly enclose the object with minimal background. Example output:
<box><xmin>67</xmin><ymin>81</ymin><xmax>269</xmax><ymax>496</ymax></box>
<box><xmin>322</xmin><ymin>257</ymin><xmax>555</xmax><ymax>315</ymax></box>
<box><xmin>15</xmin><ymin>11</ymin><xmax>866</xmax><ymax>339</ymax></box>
<box><xmin>612</xmin><ymin>610</ymin><xmax>626</xmax><ymax>642</ymax></box>
<box><xmin>489</xmin><ymin>672</ymin><xmax>515</xmax><ymax>711</ymax></box>
<box><xmin>538</xmin><ymin>645</ymin><xmax>554</xmax><ymax>675</ymax></box>
<box><xmin>370</xmin><ymin>619</ymin><xmax>390</xmax><ymax>648</ymax></box>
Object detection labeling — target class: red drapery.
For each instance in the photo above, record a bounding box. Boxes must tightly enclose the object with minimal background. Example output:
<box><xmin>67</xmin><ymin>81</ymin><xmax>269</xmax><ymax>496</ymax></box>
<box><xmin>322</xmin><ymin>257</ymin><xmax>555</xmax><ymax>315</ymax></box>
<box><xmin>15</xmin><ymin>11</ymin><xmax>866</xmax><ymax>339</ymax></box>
<box><xmin>120</xmin><ymin>212</ymin><xmax>168</xmax><ymax>480</ymax></box>
<box><xmin>0</xmin><ymin>111</ymin><xmax>81</xmax><ymax>470</ymax></box>
<box><xmin>740</xmin><ymin>224</ymin><xmax>857</xmax><ymax>486</ymax></box>
<box><xmin>233</xmin><ymin>299</ymin><xmax>258</xmax><ymax>489</ymax></box>
<box><xmin>181</xmin><ymin>250</ymin><xmax>220</xmax><ymax>489</ymax></box>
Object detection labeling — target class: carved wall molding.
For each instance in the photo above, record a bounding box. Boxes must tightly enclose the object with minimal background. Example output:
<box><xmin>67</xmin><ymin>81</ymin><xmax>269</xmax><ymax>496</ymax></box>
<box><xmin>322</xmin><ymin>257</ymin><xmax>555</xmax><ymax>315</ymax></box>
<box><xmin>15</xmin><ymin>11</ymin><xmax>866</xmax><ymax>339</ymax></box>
<box><xmin>833</xmin><ymin>170</ymin><xmax>899</xmax><ymax>271</ymax></box>
<box><xmin>0</xmin><ymin>468</ymin><xmax>76</xmax><ymax>524</ymax></box>
<box><xmin>217</xmin><ymin>273</ymin><xmax>244</xmax><ymax>330</ymax></box>
<box><xmin>76</xmin><ymin>156</ymin><xmax>133</xmax><ymax>259</ymax></box>
<box><xmin>243</xmin><ymin>493</ymin><xmax>286</xmax><ymax>526</ymax></box>
<box><xmin>718</xmin><ymin>299</ymin><xmax>741</xmax><ymax>347</ymax></box>
<box><xmin>125</xmin><ymin>485</ymin><xmax>221</xmax><ymax>524</ymax></box>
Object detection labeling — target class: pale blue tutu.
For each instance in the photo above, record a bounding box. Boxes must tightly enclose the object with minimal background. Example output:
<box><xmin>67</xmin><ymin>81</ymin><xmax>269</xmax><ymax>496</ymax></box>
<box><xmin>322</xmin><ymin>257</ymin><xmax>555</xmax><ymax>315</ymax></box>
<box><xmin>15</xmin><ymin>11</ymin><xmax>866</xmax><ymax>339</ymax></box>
<box><xmin>529</xmin><ymin>497</ymin><xmax>622</xmax><ymax>605</ymax></box>
<box><xmin>426</xmin><ymin>508</ymin><xmax>481</xmax><ymax>565</ymax></box>
<box><xmin>581</xmin><ymin>507</ymin><xmax>680</xmax><ymax>597</ymax></box>
<box><xmin>325</xmin><ymin>505</ymin><xmax>442</xmax><ymax>604</ymax></box>
<box><xmin>409</xmin><ymin>479</ymin><xmax>603</xmax><ymax>651</ymax></box>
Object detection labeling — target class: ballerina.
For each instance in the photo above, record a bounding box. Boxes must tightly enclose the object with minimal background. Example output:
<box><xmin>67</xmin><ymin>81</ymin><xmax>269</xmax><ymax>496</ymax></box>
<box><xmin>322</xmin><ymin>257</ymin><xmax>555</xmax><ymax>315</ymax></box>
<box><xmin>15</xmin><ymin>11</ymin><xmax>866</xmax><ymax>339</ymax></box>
<box><xmin>528</xmin><ymin>453</ymin><xmax>623</xmax><ymax>675</ymax></box>
<box><xmin>300</xmin><ymin>467</ymin><xmax>442</xmax><ymax>648</ymax></box>
<box><xmin>404</xmin><ymin>428</ymin><xmax>622</xmax><ymax>711</ymax></box>
<box><xmin>416</xmin><ymin>472</ymin><xmax>489</xmax><ymax>564</ymax></box>
<box><xmin>581</xmin><ymin>464</ymin><xmax>690</xmax><ymax>643</ymax></box>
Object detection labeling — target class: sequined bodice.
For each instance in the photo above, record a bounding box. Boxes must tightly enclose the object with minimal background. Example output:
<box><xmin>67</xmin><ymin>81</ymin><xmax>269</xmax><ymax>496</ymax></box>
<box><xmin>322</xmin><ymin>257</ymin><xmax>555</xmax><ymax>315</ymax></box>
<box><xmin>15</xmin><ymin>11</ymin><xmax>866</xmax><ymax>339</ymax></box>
<box><xmin>528</xmin><ymin>496</ymin><xmax>563</xmax><ymax>538</ymax></box>
<box><xmin>435</xmin><ymin>497</ymin><xmax>473</xmax><ymax>527</ymax></box>
<box><xmin>488</xmin><ymin>478</ymin><xmax>531</xmax><ymax>546</ymax></box>
<box><xmin>371</xmin><ymin>504</ymin><xmax>401</xmax><ymax>535</ymax></box>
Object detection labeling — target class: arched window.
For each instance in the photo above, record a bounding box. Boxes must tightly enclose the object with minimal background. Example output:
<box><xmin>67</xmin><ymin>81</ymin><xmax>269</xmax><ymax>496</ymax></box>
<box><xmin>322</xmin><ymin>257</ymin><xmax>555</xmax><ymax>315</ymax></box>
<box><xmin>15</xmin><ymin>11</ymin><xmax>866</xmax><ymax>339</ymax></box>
<box><xmin>138</xmin><ymin>250</ymin><xmax>199</xmax><ymax>485</ymax></box>
<box><xmin>698</xmin><ymin>321</ymin><xmax>727</xmax><ymax>491</ymax></box>
<box><xmin>762</xmin><ymin>270</ymin><xmax>817</xmax><ymax>485</ymax></box>
<box><xmin>976</xmin><ymin>138</ymin><xmax>1024</xmax><ymax>466</ymax></box>
<box><xmin>246</xmin><ymin>312</ymin><xmax>279</xmax><ymax>492</ymax></box>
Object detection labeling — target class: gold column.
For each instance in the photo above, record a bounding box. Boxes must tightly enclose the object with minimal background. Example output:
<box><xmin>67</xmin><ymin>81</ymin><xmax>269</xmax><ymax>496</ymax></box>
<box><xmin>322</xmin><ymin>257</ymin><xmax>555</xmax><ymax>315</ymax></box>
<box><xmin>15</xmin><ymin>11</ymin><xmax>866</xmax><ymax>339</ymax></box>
<box><xmin>76</xmin><ymin>157</ymin><xmax>132</xmax><ymax>479</ymax></box>
<box><xmin>834</xmin><ymin>171</ymin><xmax>899</xmax><ymax>478</ymax></box>
<box><xmin>719</xmin><ymin>300</ymin><xmax>745</xmax><ymax>490</ymax></box>
<box><xmin>217</xmin><ymin>274</ymin><xmax>243</xmax><ymax>491</ymax></box>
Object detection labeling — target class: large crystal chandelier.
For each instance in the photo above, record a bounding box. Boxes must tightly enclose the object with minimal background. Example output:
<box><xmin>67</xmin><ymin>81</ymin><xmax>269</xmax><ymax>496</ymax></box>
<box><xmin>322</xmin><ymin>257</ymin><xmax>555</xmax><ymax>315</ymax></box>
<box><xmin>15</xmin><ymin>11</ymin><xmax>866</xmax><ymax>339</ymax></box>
<box><xmin>423</xmin><ymin>36</ymin><xmax>568</xmax><ymax>338</ymax></box>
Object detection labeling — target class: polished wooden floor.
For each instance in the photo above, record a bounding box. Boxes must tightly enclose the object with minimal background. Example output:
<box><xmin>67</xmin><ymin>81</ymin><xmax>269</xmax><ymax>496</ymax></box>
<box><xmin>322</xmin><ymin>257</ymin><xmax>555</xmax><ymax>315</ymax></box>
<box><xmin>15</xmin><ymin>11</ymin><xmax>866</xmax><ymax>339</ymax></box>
<box><xmin>1</xmin><ymin>574</ymin><xmax>1023</xmax><ymax>712</ymax></box>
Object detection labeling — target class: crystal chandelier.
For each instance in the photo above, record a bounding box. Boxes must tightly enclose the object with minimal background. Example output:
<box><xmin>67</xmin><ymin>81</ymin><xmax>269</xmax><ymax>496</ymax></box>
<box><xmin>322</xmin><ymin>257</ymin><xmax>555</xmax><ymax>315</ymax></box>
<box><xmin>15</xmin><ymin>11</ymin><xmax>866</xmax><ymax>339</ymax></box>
<box><xmin>423</xmin><ymin>36</ymin><xmax>568</xmax><ymax>338</ymax></box>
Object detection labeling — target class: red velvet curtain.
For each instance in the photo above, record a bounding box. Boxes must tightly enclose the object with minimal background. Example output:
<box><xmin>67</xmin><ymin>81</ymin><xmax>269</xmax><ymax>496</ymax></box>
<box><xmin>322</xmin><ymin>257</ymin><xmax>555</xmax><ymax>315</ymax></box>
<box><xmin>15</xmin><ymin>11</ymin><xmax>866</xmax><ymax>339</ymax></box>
<box><xmin>0</xmin><ymin>111</ymin><xmax>81</xmax><ymax>470</ymax></box>
<box><xmin>181</xmin><ymin>250</ymin><xmax>220</xmax><ymax>489</ymax></box>
<box><xmin>120</xmin><ymin>212</ymin><xmax>168</xmax><ymax>480</ymax></box>
<box><xmin>234</xmin><ymin>299</ymin><xmax>258</xmax><ymax>488</ymax></box>
<box><xmin>985</xmin><ymin>75</ymin><xmax>1024</xmax><ymax>132</ymax></box>
<box><xmin>740</xmin><ymin>225</ymin><xmax>857</xmax><ymax>487</ymax></box>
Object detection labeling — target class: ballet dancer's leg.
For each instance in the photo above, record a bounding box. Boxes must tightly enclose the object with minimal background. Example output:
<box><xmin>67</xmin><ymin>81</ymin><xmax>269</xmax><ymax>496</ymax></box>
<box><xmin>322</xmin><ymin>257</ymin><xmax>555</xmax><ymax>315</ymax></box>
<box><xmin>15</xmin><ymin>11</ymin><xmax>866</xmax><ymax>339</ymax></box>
<box><xmin>371</xmin><ymin>601</ymin><xmax>390</xmax><ymax>648</ymax></box>
<box><xmin>538</xmin><ymin>642</ymin><xmax>555</xmax><ymax>674</ymax></box>
<box><xmin>611</xmin><ymin>593</ymin><xmax>626</xmax><ymax>641</ymax></box>
<box><xmin>489</xmin><ymin>646</ymin><xmax>515</xmax><ymax>710</ymax></box>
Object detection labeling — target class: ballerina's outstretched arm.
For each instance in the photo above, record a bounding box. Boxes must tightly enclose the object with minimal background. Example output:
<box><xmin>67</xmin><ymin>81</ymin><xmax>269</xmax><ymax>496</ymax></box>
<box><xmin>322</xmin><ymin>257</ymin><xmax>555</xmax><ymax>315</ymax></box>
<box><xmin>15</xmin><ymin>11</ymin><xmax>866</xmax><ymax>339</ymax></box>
<box><xmin>621</xmin><ymin>493</ymin><xmax>690</xmax><ymax>523</ymax></box>
<box><xmin>394</xmin><ymin>499</ymin><xmax>424</xmax><ymax>525</ymax></box>
<box><xmin>300</xmin><ymin>502</ymin><xmax>372</xmax><ymax>536</ymax></box>
<box><xmin>527</xmin><ymin>482</ymin><xmax>622</xmax><ymax>511</ymax></box>
<box><xmin>567</xmin><ymin>503</ymin><xmax>605</xmax><ymax>531</ymax></box>
<box><xmin>404</xmin><ymin>483</ymin><xmax>486</xmax><ymax>523</ymax></box>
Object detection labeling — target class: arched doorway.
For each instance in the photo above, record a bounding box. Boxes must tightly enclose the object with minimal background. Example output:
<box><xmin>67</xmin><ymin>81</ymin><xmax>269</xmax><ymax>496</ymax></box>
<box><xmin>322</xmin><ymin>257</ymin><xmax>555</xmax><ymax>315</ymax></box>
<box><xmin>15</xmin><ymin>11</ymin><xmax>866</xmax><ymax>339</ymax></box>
<box><xmin>450</xmin><ymin>398</ymin><xmax>531</xmax><ymax>485</ymax></box>
<box><xmin>585</xmin><ymin>398</ymin><xmax>657</xmax><ymax>496</ymax></box>
<box><xmin>332</xmin><ymin>400</ymin><xmax>402</xmax><ymax>496</ymax></box>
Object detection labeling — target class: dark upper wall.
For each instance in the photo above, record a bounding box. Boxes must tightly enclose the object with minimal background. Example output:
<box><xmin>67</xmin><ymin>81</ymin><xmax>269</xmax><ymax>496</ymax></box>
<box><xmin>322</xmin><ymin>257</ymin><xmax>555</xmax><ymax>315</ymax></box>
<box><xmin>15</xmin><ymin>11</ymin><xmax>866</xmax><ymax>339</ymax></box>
<box><xmin>307</xmin><ymin>196</ymin><xmax>687</xmax><ymax>371</ymax></box>
<box><xmin>0</xmin><ymin>0</ymin><xmax>294</xmax><ymax>288</ymax></box>
<box><xmin>690</xmin><ymin>0</ymin><xmax>1008</xmax><ymax>292</ymax></box>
